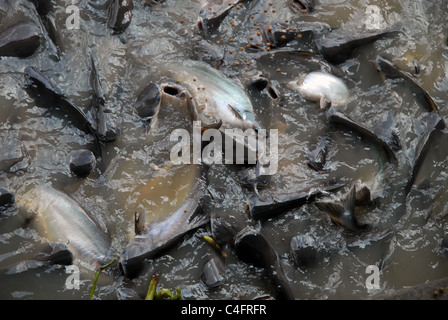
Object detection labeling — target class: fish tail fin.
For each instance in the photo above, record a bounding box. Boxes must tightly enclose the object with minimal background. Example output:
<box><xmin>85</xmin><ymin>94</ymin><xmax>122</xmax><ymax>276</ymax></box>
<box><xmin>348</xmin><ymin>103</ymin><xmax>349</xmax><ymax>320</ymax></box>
<box><xmin>370</xmin><ymin>162</ymin><xmax>393</xmax><ymax>202</ymax></box>
<box><xmin>355</xmin><ymin>186</ymin><xmax>372</xmax><ymax>206</ymax></box>
<box><xmin>315</xmin><ymin>185</ymin><xmax>364</xmax><ymax>231</ymax></box>
<box><xmin>343</xmin><ymin>185</ymin><xmax>356</xmax><ymax>214</ymax></box>
<box><xmin>187</xmin><ymin>207</ymin><xmax>210</xmax><ymax>230</ymax></box>
<box><xmin>314</xmin><ymin>199</ymin><xmax>346</xmax><ymax>225</ymax></box>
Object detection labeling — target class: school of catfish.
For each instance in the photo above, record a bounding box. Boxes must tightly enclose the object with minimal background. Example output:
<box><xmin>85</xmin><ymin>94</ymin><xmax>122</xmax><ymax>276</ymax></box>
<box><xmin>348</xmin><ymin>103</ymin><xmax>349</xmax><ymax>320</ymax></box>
<box><xmin>1</xmin><ymin>0</ymin><xmax>448</xmax><ymax>300</ymax></box>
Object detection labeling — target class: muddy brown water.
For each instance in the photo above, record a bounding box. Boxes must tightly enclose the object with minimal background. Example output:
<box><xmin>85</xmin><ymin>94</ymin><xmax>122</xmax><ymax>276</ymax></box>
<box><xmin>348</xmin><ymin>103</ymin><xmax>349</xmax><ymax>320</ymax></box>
<box><xmin>1</xmin><ymin>0</ymin><xmax>448</xmax><ymax>299</ymax></box>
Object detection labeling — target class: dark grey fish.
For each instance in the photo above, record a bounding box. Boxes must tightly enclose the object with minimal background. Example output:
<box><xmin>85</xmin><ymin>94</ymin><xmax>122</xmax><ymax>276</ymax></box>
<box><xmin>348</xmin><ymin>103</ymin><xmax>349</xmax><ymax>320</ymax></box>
<box><xmin>371</xmin><ymin>113</ymin><xmax>402</xmax><ymax>152</ymax></box>
<box><xmin>405</xmin><ymin>112</ymin><xmax>445</xmax><ymax>195</ymax></box>
<box><xmin>24</xmin><ymin>66</ymin><xmax>102</xmax><ymax>159</ymax></box>
<box><xmin>306</xmin><ymin>137</ymin><xmax>329</xmax><ymax>172</ymax></box>
<box><xmin>316</xmin><ymin>29</ymin><xmax>401</xmax><ymax>65</ymax></box>
<box><xmin>236</xmin><ymin>159</ymin><xmax>273</xmax><ymax>192</ymax></box>
<box><xmin>134</xmin><ymin>82</ymin><xmax>162</xmax><ymax>121</ymax></box>
<box><xmin>30</xmin><ymin>0</ymin><xmax>62</xmax><ymax>58</ymax></box>
<box><xmin>0</xmin><ymin>138</ymin><xmax>32</xmax><ymax>174</ymax></box>
<box><xmin>197</xmin><ymin>0</ymin><xmax>245</xmax><ymax>37</ymax></box>
<box><xmin>249</xmin><ymin>182</ymin><xmax>345</xmax><ymax>220</ymax></box>
<box><xmin>68</xmin><ymin>149</ymin><xmax>97</xmax><ymax>178</ymax></box>
<box><xmin>201</xmin><ymin>256</ymin><xmax>226</xmax><ymax>288</ymax></box>
<box><xmin>234</xmin><ymin>227</ymin><xmax>294</xmax><ymax>300</ymax></box>
<box><xmin>108</xmin><ymin>0</ymin><xmax>134</xmax><ymax>35</ymax></box>
<box><xmin>29</xmin><ymin>0</ymin><xmax>53</xmax><ymax>16</ymax></box>
<box><xmin>327</xmin><ymin>106</ymin><xmax>398</xmax><ymax>164</ymax></box>
<box><xmin>118</xmin><ymin>167</ymin><xmax>209</xmax><ymax>279</ymax></box>
<box><xmin>0</xmin><ymin>22</ymin><xmax>41</xmax><ymax>58</ymax></box>
<box><xmin>89</xmin><ymin>55</ymin><xmax>120</xmax><ymax>142</ymax></box>
<box><xmin>248</xmin><ymin>75</ymin><xmax>281</xmax><ymax>102</ymax></box>
<box><xmin>376</xmin><ymin>55</ymin><xmax>439</xmax><ymax>113</ymax></box>
<box><xmin>314</xmin><ymin>185</ymin><xmax>368</xmax><ymax>232</ymax></box>
<box><xmin>290</xmin><ymin>233</ymin><xmax>340</xmax><ymax>268</ymax></box>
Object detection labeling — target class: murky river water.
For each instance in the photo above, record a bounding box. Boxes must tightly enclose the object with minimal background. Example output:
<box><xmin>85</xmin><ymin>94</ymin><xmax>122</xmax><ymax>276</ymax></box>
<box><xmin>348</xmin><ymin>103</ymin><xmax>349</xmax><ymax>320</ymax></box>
<box><xmin>1</xmin><ymin>0</ymin><xmax>448</xmax><ymax>300</ymax></box>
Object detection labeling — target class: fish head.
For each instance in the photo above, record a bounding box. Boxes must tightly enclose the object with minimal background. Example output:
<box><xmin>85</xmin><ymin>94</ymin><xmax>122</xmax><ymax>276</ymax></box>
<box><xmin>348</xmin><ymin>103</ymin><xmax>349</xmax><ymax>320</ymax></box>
<box><xmin>134</xmin><ymin>82</ymin><xmax>162</xmax><ymax>120</ymax></box>
<box><xmin>118</xmin><ymin>235</ymin><xmax>149</xmax><ymax>279</ymax></box>
<box><xmin>197</xmin><ymin>0</ymin><xmax>236</xmax><ymax>36</ymax></box>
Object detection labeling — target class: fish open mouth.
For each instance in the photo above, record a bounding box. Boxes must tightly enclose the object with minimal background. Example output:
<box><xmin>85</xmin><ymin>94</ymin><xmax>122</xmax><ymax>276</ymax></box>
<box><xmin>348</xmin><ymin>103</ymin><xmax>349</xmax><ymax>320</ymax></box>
<box><xmin>197</xmin><ymin>18</ymin><xmax>205</xmax><ymax>33</ymax></box>
<box><xmin>293</xmin><ymin>0</ymin><xmax>313</xmax><ymax>14</ymax></box>
<box><xmin>162</xmin><ymin>84</ymin><xmax>182</xmax><ymax>97</ymax></box>
<box><xmin>197</xmin><ymin>17</ymin><xmax>210</xmax><ymax>37</ymax></box>
<box><xmin>266</xmin><ymin>85</ymin><xmax>280</xmax><ymax>101</ymax></box>
<box><xmin>161</xmin><ymin>82</ymin><xmax>189</xmax><ymax>100</ymax></box>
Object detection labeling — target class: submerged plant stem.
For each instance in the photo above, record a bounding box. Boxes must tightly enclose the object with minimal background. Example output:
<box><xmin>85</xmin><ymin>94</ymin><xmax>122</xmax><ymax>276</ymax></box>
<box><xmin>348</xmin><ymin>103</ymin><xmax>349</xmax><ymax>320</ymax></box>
<box><xmin>200</xmin><ymin>235</ymin><xmax>227</xmax><ymax>258</ymax></box>
<box><xmin>89</xmin><ymin>255</ymin><xmax>119</xmax><ymax>300</ymax></box>
<box><xmin>145</xmin><ymin>273</ymin><xmax>159</xmax><ymax>300</ymax></box>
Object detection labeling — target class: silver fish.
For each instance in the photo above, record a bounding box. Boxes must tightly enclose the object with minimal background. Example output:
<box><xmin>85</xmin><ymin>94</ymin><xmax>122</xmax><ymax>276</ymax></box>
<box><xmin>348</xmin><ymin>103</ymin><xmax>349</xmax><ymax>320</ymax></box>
<box><xmin>161</xmin><ymin>60</ymin><xmax>262</xmax><ymax>130</ymax></box>
<box><xmin>17</xmin><ymin>185</ymin><xmax>111</xmax><ymax>265</ymax></box>
<box><xmin>289</xmin><ymin>71</ymin><xmax>349</xmax><ymax>108</ymax></box>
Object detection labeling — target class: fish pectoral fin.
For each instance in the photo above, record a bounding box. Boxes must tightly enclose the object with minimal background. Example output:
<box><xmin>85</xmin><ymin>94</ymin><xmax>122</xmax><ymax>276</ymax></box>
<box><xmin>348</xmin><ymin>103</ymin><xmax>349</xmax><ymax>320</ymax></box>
<box><xmin>134</xmin><ymin>211</ymin><xmax>146</xmax><ymax>235</ymax></box>
<box><xmin>227</xmin><ymin>104</ymin><xmax>244</xmax><ymax>120</ymax></box>
<box><xmin>319</xmin><ymin>97</ymin><xmax>331</xmax><ymax>109</ymax></box>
